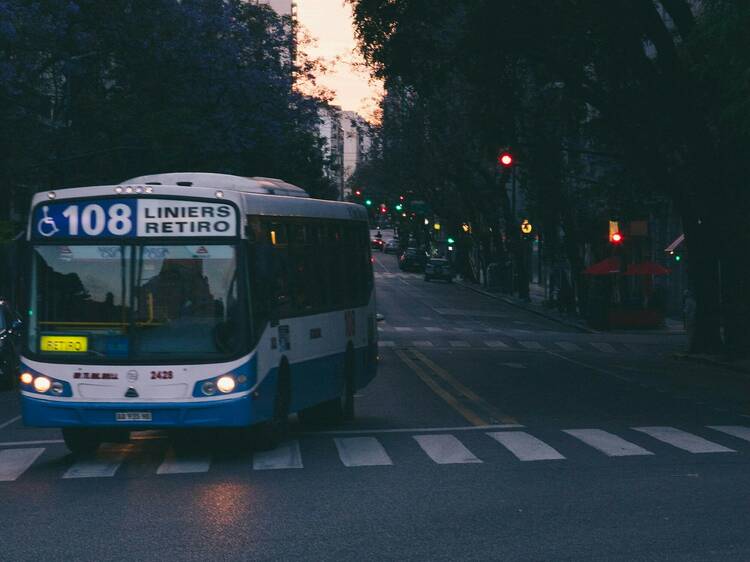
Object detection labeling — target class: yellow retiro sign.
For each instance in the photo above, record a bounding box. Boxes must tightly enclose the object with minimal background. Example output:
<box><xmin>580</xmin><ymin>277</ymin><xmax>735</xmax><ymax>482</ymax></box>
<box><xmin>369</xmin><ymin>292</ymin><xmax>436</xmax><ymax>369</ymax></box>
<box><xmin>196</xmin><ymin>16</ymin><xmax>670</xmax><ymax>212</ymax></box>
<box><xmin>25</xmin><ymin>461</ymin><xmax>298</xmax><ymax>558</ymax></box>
<box><xmin>40</xmin><ymin>336</ymin><xmax>89</xmax><ymax>353</ymax></box>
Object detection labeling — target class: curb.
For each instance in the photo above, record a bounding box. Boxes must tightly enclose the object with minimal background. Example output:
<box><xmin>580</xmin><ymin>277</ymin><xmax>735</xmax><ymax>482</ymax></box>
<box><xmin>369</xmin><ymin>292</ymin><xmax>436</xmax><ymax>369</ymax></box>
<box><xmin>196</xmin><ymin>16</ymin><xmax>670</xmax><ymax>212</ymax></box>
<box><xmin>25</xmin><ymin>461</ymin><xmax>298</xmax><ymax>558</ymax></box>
<box><xmin>672</xmin><ymin>352</ymin><xmax>750</xmax><ymax>376</ymax></box>
<box><xmin>456</xmin><ymin>280</ymin><xmax>595</xmax><ymax>334</ymax></box>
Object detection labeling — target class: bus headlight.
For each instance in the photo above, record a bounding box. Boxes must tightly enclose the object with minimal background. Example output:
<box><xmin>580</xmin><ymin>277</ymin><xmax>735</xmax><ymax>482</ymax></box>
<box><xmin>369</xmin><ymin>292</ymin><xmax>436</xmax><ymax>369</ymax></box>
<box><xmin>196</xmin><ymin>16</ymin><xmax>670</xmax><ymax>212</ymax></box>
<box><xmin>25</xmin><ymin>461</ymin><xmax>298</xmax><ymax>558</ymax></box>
<box><xmin>201</xmin><ymin>381</ymin><xmax>217</xmax><ymax>396</ymax></box>
<box><xmin>51</xmin><ymin>381</ymin><xmax>64</xmax><ymax>395</ymax></box>
<box><xmin>20</xmin><ymin>372</ymin><xmax>33</xmax><ymax>385</ymax></box>
<box><xmin>33</xmin><ymin>376</ymin><xmax>52</xmax><ymax>393</ymax></box>
<box><xmin>216</xmin><ymin>375</ymin><xmax>236</xmax><ymax>394</ymax></box>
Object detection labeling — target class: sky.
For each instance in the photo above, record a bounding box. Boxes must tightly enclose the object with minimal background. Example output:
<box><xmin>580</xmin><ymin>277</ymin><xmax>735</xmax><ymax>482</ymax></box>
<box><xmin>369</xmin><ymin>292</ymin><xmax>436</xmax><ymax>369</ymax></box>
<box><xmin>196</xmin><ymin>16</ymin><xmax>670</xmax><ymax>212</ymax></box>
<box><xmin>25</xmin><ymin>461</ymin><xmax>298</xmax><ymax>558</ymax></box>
<box><xmin>295</xmin><ymin>0</ymin><xmax>383</xmax><ymax>122</ymax></box>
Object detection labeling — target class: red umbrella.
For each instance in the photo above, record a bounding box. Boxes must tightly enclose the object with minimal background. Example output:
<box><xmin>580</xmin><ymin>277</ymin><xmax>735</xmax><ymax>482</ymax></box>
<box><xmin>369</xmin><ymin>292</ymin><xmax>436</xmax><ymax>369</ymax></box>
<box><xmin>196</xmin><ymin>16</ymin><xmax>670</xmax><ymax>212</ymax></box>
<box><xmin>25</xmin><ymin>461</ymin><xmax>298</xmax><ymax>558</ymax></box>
<box><xmin>624</xmin><ymin>261</ymin><xmax>671</xmax><ymax>276</ymax></box>
<box><xmin>583</xmin><ymin>256</ymin><xmax>621</xmax><ymax>275</ymax></box>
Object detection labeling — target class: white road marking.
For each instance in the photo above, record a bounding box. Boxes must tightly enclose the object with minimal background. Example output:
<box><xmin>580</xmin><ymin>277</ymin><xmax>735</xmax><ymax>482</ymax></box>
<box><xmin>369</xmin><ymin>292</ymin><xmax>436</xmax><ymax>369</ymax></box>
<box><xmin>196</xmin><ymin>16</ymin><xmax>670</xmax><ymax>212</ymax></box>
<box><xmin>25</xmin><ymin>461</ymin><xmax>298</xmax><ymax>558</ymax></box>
<box><xmin>412</xmin><ymin>341</ymin><xmax>434</xmax><ymax>348</ymax></box>
<box><xmin>555</xmin><ymin>342</ymin><xmax>581</xmax><ymax>352</ymax></box>
<box><xmin>334</xmin><ymin>437</ymin><xmax>393</xmax><ymax>467</ymax></box>
<box><xmin>708</xmin><ymin>426</ymin><xmax>750</xmax><ymax>443</ymax></box>
<box><xmin>394</xmin><ymin>327</ymin><xmax>414</xmax><ymax>332</ymax></box>
<box><xmin>563</xmin><ymin>429</ymin><xmax>653</xmax><ymax>457</ymax></box>
<box><xmin>0</xmin><ymin>448</ymin><xmax>45</xmax><ymax>481</ymax></box>
<box><xmin>0</xmin><ymin>439</ymin><xmax>65</xmax><ymax>448</ymax></box>
<box><xmin>519</xmin><ymin>341</ymin><xmax>544</xmax><ymax>350</ymax></box>
<box><xmin>304</xmin><ymin>423</ymin><xmax>524</xmax><ymax>436</ymax></box>
<box><xmin>253</xmin><ymin>440</ymin><xmax>303</xmax><ymax>470</ymax></box>
<box><xmin>0</xmin><ymin>415</ymin><xmax>21</xmax><ymax>430</ymax></box>
<box><xmin>425</xmin><ymin>327</ymin><xmax>444</xmax><ymax>332</ymax></box>
<box><xmin>591</xmin><ymin>342</ymin><xmax>616</xmax><ymax>353</ymax></box>
<box><xmin>633</xmin><ymin>426</ymin><xmax>735</xmax><ymax>453</ymax></box>
<box><xmin>487</xmin><ymin>431</ymin><xmax>565</xmax><ymax>461</ymax></box>
<box><xmin>484</xmin><ymin>340</ymin><xmax>510</xmax><ymax>349</ymax></box>
<box><xmin>449</xmin><ymin>340</ymin><xmax>471</xmax><ymax>348</ymax></box>
<box><xmin>63</xmin><ymin>445</ymin><xmax>132</xmax><ymax>479</ymax></box>
<box><xmin>156</xmin><ymin>447</ymin><xmax>211</xmax><ymax>475</ymax></box>
<box><xmin>414</xmin><ymin>434</ymin><xmax>482</xmax><ymax>464</ymax></box>
<box><xmin>378</xmin><ymin>341</ymin><xmax>396</xmax><ymax>347</ymax></box>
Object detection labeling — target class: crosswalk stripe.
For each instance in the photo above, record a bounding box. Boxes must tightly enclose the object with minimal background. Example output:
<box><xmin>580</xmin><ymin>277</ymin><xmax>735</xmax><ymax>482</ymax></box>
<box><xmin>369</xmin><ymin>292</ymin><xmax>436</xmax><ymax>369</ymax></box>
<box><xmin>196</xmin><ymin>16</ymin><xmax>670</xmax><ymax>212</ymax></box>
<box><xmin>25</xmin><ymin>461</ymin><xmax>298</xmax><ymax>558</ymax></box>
<box><xmin>394</xmin><ymin>327</ymin><xmax>414</xmax><ymax>332</ymax></box>
<box><xmin>0</xmin><ymin>448</ymin><xmax>45</xmax><ymax>482</ymax></box>
<box><xmin>156</xmin><ymin>447</ymin><xmax>211</xmax><ymax>475</ymax></box>
<box><xmin>449</xmin><ymin>340</ymin><xmax>471</xmax><ymax>348</ymax></box>
<box><xmin>591</xmin><ymin>342</ymin><xmax>616</xmax><ymax>353</ymax></box>
<box><xmin>708</xmin><ymin>426</ymin><xmax>750</xmax><ymax>443</ymax></box>
<box><xmin>484</xmin><ymin>340</ymin><xmax>510</xmax><ymax>349</ymax></box>
<box><xmin>413</xmin><ymin>434</ymin><xmax>482</xmax><ymax>464</ymax></box>
<box><xmin>633</xmin><ymin>426</ymin><xmax>735</xmax><ymax>453</ymax></box>
<box><xmin>413</xmin><ymin>341</ymin><xmax>434</xmax><ymax>348</ymax></box>
<box><xmin>253</xmin><ymin>440</ymin><xmax>303</xmax><ymax>470</ymax></box>
<box><xmin>555</xmin><ymin>342</ymin><xmax>581</xmax><ymax>352</ymax></box>
<box><xmin>487</xmin><ymin>431</ymin><xmax>565</xmax><ymax>461</ymax></box>
<box><xmin>63</xmin><ymin>445</ymin><xmax>132</xmax><ymax>479</ymax></box>
<box><xmin>334</xmin><ymin>437</ymin><xmax>393</xmax><ymax>467</ymax></box>
<box><xmin>378</xmin><ymin>341</ymin><xmax>395</xmax><ymax>347</ymax></box>
<box><xmin>563</xmin><ymin>429</ymin><xmax>653</xmax><ymax>457</ymax></box>
<box><xmin>425</xmin><ymin>327</ymin><xmax>443</xmax><ymax>332</ymax></box>
<box><xmin>519</xmin><ymin>341</ymin><xmax>544</xmax><ymax>350</ymax></box>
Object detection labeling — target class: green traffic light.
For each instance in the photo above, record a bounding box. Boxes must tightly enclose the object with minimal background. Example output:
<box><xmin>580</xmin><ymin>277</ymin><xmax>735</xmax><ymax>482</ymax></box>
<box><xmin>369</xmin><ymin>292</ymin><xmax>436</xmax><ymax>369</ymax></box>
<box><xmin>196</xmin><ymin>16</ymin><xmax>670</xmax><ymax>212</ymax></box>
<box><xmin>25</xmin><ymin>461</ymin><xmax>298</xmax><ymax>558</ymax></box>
<box><xmin>365</xmin><ymin>199</ymin><xmax>372</xmax><ymax>206</ymax></box>
<box><xmin>675</xmin><ymin>255</ymin><xmax>681</xmax><ymax>261</ymax></box>
<box><xmin>447</xmin><ymin>237</ymin><xmax>455</xmax><ymax>244</ymax></box>
<box><xmin>395</xmin><ymin>204</ymin><xmax>403</xmax><ymax>211</ymax></box>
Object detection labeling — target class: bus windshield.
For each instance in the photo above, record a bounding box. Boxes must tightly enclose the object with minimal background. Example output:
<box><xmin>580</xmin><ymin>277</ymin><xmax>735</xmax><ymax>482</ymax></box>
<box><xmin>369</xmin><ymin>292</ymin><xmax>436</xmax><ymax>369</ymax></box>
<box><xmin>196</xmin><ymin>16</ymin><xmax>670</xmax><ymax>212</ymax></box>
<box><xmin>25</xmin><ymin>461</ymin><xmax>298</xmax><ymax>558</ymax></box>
<box><xmin>28</xmin><ymin>243</ymin><xmax>246</xmax><ymax>362</ymax></box>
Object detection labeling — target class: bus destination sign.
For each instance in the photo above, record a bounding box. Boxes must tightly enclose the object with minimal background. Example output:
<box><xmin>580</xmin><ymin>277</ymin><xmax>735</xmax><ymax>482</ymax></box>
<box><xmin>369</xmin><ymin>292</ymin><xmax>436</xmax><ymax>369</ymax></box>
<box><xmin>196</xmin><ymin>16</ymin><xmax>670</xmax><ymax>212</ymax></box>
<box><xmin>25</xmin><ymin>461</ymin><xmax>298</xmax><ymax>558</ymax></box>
<box><xmin>33</xmin><ymin>198</ymin><xmax>237</xmax><ymax>239</ymax></box>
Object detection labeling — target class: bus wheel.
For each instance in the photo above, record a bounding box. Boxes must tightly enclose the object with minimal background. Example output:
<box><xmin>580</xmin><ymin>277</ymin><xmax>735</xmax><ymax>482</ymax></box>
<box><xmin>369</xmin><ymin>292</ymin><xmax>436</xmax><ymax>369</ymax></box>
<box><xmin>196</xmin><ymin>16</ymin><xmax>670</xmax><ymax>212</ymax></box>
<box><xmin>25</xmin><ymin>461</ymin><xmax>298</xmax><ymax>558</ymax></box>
<box><xmin>62</xmin><ymin>428</ymin><xmax>101</xmax><ymax>455</ymax></box>
<box><xmin>299</xmin><ymin>351</ymin><xmax>355</xmax><ymax>425</ymax></box>
<box><xmin>254</xmin><ymin>365</ymin><xmax>290</xmax><ymax>451</ymax></box>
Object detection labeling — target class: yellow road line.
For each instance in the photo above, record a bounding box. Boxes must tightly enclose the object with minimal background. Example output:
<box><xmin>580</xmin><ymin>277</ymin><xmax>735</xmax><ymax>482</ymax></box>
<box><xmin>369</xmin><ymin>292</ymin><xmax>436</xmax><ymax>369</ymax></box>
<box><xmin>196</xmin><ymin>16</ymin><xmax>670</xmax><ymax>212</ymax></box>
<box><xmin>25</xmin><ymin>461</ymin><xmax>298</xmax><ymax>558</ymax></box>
<box><xmin>410</xmin><ymin>350</ymin><xmax>519</xmax><ymax>425</ymax></box>
<box><xmin>395</xmin><ymin>349</ymin><xmax>488</xmax><ymax>426</ymax></box>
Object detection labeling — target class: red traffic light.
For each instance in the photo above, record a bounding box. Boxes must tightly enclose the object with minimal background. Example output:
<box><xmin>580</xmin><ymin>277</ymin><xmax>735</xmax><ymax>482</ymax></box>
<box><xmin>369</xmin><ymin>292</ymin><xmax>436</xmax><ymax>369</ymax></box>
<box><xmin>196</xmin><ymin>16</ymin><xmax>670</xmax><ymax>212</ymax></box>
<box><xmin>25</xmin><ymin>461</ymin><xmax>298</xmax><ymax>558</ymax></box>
<box><xmin>354</xmin><ymin>189</ymin><xmax>362</xmax><ymax>197</ymax></box>
<box><xmin>399</xmin><ymin>195</ymin><xmax>405</xmax><ymax>201</ymax></box>
<box><xmin>610</xmin><ymin>232</ymin><xmax>623</xmax><ymax>244</ymax></box>
<box><xmin>498</xmin><ymin>152</ymin><xmax>513</xmax><ymax>167</ymax></box>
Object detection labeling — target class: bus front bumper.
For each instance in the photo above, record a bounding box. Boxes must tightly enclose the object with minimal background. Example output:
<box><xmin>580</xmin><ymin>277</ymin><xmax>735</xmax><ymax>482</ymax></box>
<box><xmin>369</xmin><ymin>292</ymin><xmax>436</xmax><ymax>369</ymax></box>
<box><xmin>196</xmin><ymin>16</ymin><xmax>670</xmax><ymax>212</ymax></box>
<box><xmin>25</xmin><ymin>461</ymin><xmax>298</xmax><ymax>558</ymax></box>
<box><xmin>21</xmin><ymin>394</ymin><xmax>261</xmax><ymax>428</ymax></box>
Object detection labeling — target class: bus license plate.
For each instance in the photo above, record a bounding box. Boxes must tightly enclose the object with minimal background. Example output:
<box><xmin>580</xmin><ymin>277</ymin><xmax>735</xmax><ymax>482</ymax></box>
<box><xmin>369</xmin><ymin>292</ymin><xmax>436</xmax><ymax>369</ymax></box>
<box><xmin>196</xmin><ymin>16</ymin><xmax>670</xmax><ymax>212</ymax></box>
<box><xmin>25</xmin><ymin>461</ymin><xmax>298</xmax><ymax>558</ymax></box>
<box><xmin>115</xmin><ymin>412</ymin><xmax>152</xmax><ymax>422</ymax></box>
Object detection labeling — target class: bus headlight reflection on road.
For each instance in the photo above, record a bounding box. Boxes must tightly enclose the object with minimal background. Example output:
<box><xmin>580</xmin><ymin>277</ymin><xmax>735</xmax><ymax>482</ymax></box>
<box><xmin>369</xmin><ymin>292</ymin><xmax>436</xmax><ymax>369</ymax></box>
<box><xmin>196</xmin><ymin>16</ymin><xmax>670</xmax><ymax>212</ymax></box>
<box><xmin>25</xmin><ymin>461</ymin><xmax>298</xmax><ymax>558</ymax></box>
<box><xmin>216</xmin><ymin>376</ymin><xmax>236</xmax><ymax>394</ymax></box>
<box><xmin>33</xmin><ymin>376</ymin><xmax>51</xmax><ymax>393</ymax></box>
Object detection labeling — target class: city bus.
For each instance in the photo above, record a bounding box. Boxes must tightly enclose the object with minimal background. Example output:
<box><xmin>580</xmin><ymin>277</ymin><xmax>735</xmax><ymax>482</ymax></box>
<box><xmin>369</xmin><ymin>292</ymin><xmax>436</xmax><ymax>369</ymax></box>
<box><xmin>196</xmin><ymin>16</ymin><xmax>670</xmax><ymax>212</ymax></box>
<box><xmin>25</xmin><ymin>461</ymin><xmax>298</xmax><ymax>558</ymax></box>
<box><xmin>20</xmin><ymin>172</ymin><xmax>378</xmax><ymax>453</ymax></box>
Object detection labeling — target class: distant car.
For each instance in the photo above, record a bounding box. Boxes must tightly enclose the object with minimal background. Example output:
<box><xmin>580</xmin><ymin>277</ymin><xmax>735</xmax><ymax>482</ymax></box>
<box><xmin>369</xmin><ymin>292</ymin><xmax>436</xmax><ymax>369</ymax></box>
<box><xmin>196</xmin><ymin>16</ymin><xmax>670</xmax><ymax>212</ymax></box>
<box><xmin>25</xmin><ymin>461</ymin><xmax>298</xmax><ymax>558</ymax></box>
<box><xmin>371</xmin><ymin>238</ymin><xmax>385</xmax><ymax>250</ymax></box>
<box><xmin>424</xmin><ymin>258</ymin><xmax>453</xmax><ymax>282</ymax></box>
<box><xmin>383</xmin><ymin>240</ymin><xmax>400</xmax><ymax>254</ymax></box>
<box><xmin>0</xmin><ymin>300</ymin><xmax>22</xmax><ymax>390</ymax></box>
<box><xmin>399</xmin><ymin>248</ymin><xmax>427</xmax><ymax>272</ymax></box>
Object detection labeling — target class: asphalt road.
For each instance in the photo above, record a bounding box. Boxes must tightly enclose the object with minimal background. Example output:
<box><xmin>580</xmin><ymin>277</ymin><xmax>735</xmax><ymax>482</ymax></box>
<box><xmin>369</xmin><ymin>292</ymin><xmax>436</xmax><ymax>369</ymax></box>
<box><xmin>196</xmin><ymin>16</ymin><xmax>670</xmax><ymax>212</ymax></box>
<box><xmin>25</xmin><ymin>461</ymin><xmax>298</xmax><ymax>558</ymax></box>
<box><xmin>2</xmin><ymin>252</ymin><xmax>750</xmax><ymax>560</ymax></box>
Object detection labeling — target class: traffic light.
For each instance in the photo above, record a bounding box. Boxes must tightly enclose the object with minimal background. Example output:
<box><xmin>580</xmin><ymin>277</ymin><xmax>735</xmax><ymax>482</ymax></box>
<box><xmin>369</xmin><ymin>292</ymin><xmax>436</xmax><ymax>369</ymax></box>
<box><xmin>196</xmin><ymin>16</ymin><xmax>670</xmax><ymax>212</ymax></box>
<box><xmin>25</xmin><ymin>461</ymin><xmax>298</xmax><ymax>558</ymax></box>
<box><xmin>520</xmin><ymin>219</ymin><xmax>533</xmax><ymax>235</ymax></box>
<box><xmin>395</xmin><ymin>203</ymin><xmax>403</xmax><ymax>211</ymax></box>
<box><xmin>498</xmin><ymin>151</ymin><xmax>513</xmax><ymax>167</ymax></box>
<box><xmin>365</xmin><ymin>199</ymin><xmax>372</xmax><ymax>206</ymax></box>
<box><xmin>610</xmin><ymin>232</ymin><xmax>623</xmax><ymax>244</ymax></box>
<box><xmin>399</xmin><ymin>195</ymin><xmax>405</xmax><ymax>201</ymax></box>
<box><xmin>354</xmin><ymin>189</ymin><xmax>362</xmax><ymax>197</ymax></box>
<box><xmin>447</xmin><ymin>237</ymin><xmax>455</xmax><ymax>244</ymax></box>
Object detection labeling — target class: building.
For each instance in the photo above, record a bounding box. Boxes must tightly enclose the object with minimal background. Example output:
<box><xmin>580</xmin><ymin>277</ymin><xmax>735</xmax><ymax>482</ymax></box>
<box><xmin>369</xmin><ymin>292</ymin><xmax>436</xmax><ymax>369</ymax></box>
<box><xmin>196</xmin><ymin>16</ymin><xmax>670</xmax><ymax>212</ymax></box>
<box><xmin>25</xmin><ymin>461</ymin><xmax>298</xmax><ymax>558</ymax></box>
<box><xmin>250</xmin><ymin>1</ymin><xmax>297</xmax><ymax>64</ymax></box>
<box><xmin>341</xmin><ymin>111</ymin><xmax>373</xmax><ymax>199</ymax></box>
<box><xmin>318</xmin><ymin>105</ymin><xmax>345</xmax><ymax>199</ymax></box>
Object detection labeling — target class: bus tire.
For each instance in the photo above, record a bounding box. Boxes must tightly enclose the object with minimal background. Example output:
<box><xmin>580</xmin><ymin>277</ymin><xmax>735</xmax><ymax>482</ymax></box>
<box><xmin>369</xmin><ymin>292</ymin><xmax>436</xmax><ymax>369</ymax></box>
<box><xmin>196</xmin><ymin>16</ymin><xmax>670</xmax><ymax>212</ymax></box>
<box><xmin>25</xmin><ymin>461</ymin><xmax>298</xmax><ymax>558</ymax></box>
<box><xmin>254</xmin><ymin>363</ymin><xmax>291</xmax><ymax>451</ymax></box>
<box><xmin>298</xmin><ymin>350</ymin><xmax>355</xmax><ymax>424</ymax></box>
<box><xmin>62</xmin><ymin>428</ymin><xmax>101</xmax><ymax>455</ymax></box>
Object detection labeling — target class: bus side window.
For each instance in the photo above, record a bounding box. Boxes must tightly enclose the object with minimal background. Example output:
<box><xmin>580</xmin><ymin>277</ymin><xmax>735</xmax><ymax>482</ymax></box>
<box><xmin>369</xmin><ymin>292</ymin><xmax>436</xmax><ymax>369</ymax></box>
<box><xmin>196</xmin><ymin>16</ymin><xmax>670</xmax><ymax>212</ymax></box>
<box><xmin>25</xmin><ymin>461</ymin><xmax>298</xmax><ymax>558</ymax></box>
<box><xmin>246</xmin><ymin>217</ymin><xmax>272</xmax><ymax>337</ymax></box>
<box><xmin>268</xmin><ymin>222</ymin><xmax>292</xmax><ymax>317</ymax></box>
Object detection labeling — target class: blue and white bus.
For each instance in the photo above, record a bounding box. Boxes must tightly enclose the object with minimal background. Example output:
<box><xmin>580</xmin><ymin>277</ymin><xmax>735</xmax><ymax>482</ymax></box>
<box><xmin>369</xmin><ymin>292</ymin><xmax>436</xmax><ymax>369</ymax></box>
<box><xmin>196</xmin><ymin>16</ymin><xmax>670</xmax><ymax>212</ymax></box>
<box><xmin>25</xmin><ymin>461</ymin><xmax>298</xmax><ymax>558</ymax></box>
<box><xmin>20</xmin><ymin>173</ymin><xmax>378</xmax><ymax>453</ymax></box>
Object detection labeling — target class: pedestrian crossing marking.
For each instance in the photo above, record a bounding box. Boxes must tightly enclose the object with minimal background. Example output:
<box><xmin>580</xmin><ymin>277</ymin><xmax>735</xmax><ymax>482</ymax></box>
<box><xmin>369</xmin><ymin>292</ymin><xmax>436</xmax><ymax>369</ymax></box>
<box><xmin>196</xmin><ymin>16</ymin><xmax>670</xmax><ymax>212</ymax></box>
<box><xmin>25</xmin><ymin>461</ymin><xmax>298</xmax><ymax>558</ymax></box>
<box><xmin>425</xmin><ymin>327</ymin><xmax>443</xmax><ymax>332</ymax></box>
<box><xmin>394</xmin><ymin>327</ymin><xmax>414</xmax><ymax>332</ymax></box>
<box><xmin>334</xmin><ymin>437</ymin><xmax>393</xmax><ymax>467</ymax></box>
<box><xmin>563</xmin><ymin>429</ymin><xmax>653</xmax><ymax>457</ymax></box>
<box><xmin>633</xmin><ymin>427</ymin><xmax>735</xmax><ymax>454</ymax></box>
<box><xmin>708</xmin><ymin>426</ymin><xmax>750</xmax><ymax>443</ymax></box>
<box><xmin>519</xmin><ymin>341</ymin><xmax>544</xmax><ymax>350</ymax></box>
<box><xmin>591</xmin><ymin>342</ymin><xmax>616</xmax><ymax>353</ymax></box>
<box><xmin>378</xmin><ymin>341</ymin><xmax>396</xmax><ymax>347</ymax></box>
<box><xmin>413</xmin><ymin>434</ymin><xmax>482</xmax><ymax>464</ymax></box>
<box><xmin>0</xmin><ymin>448</ymin><xmax>45</xmax><ymax>482</ymax></box>
<box><xmin>156</xmin><ymin>447</ymin><xmax>211</xmax><ymax>475</ymax></box>
<box><xmin>487</xmin><ymin>431</ymin><xmax>565</xmax><ymax>461</ymax></box>
<box><xmin>253</xmin><ymin>440</ymin><xmax>303</xmax><ymax>470</ymax></box>
<box><xmin>484</xmin><ymin>340</ymin><xmax>510</xmax><ymax>349</ymax></box>
<box><xmin>555</xmin><ymin>342</ymin><xmax>581</xmax><ymax>352</ymax></box>
<box><xmin>413</xmin><ymin>341</ymin><xmax>434</xmax><ymax>348</ymax></box>
<box><xmin>449</xmin><ymin>340</ymin><xmax>471</xmax><ymax>348</ymax></box>
<box><xmin>63</xmin><ymin>444</ymin><xmax>132</xmax><ymax>479</ymax></box>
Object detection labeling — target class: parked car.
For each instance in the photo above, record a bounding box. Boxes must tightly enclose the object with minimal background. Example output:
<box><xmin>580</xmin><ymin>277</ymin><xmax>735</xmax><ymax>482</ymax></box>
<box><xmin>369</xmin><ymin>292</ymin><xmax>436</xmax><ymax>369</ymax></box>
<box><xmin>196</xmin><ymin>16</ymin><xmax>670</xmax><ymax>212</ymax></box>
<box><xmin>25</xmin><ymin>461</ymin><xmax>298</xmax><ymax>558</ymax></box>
<box><xmin>0</xmin><ymin>300</ymin><xmax>22</xmax><ymax>390</ymax></box>
<box><xmin>399</xmin><ymin>248</ymin><xmax>428</xmax><ymax>272</ymax></box>
<box><xmin>424</xmin><ymin>258</ymin><xmax>453</xmax><ymax>282</ymax></box>
<box><xmin>383</xmin><ymin>239</ymin><xmax>400</xmax><ymax>254</ymax></box>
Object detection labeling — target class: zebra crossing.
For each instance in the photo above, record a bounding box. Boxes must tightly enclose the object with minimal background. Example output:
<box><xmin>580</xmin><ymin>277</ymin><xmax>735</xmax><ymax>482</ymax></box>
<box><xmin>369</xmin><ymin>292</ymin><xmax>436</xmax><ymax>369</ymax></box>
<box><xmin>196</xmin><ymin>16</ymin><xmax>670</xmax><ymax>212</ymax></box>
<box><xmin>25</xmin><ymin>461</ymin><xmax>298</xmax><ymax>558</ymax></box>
<box><xmin>374</xmin><ymin>272</ymin><xmax>424</xmax><ymax>280</ymax></box>
<box><xmin>378</xmin><ymin>336</ymin><xmax>634</xmax><ymax>354</ymax></box>
<box><xmin>1</xmin><ymin>425</ymin><xmax>749</xmax><ymax>483</ymax></box>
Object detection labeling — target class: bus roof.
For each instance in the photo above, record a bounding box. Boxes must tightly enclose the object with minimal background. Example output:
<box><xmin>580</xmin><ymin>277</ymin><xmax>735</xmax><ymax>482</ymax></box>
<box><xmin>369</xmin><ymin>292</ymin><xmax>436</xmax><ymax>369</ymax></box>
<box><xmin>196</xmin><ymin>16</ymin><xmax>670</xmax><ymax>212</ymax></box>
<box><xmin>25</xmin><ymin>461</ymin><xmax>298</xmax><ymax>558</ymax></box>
<box><xmin>122</xmin><ymin>172</ymin><xmax>310</xmax><ymax>198</ymax></box>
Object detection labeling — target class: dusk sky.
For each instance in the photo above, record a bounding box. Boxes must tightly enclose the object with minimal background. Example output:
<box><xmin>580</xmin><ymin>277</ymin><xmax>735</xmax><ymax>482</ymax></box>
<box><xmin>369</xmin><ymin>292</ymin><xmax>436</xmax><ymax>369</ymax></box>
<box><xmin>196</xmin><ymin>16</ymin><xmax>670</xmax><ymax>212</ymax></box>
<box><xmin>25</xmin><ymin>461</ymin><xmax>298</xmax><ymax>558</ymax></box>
<box><xmin>296</xmin><ymin>0</ymin><xmax>383</xmax><ymax>122</ymax></box>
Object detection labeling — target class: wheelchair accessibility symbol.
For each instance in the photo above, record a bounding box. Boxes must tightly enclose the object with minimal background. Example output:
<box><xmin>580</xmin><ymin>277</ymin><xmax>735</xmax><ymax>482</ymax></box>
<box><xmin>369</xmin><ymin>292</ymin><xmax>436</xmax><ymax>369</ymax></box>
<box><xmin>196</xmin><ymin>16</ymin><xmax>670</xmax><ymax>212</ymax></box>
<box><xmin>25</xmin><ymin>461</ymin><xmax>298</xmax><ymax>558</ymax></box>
<box><xmin>37</xmin><ymin>206</ymin><xmax>60</xmax><ymax>237</ymax></box>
